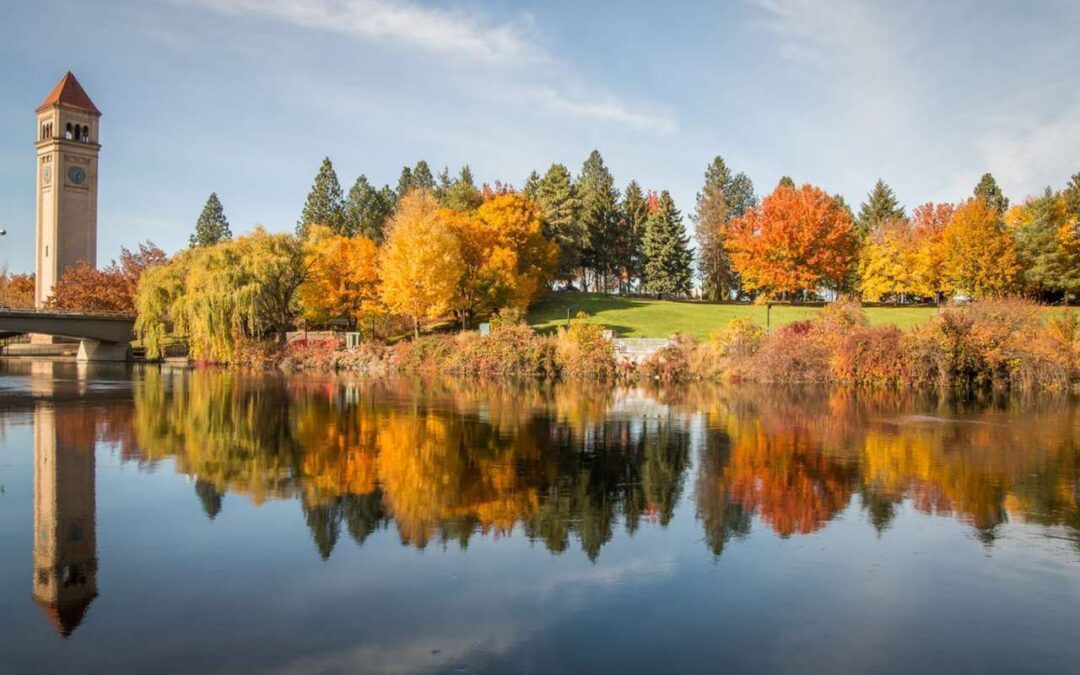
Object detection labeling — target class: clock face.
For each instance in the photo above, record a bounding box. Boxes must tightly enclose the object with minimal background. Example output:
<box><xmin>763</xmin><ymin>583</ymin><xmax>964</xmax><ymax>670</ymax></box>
<box><xmin>67</xmin><ymin>166</ymin><xmax>86</xmax><ymax>185</ymax></box>
<box><xmin>42</xmin><ymin>165</ymin><xmax>51</xmax><ymax>185</ymax></box>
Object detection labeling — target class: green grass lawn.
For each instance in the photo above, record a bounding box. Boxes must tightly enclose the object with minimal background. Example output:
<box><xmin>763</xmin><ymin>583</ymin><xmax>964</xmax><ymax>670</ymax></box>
<box><xmin>528</xmin><ymin>293</ymin><xmax>938</xmax><ymax>338</ymax></box>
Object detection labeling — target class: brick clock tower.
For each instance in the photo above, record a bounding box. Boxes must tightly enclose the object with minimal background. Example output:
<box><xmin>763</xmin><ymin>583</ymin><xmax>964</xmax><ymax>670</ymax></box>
<box><xmin>34</xmin><ymin>72</ymin><xmax>101</xmax><ymax>314</ymax></box>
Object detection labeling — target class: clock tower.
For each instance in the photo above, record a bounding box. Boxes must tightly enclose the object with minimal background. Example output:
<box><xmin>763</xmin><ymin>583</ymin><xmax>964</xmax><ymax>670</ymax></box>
<box><xmin>34</xmin><ymin>72</ymin><xmax>100</xmax><ymax>312</ymax></box>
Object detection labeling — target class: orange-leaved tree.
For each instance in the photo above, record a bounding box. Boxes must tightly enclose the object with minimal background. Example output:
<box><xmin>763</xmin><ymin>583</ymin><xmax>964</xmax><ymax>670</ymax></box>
<box><xmin>47</xmin><ymin>241</ymin><xmax>167</xmax><ymax>312</ymax></box>
<box><xmin>940</xmin><ymin>198</ymin><xmax>1018</xmax><ymax>297</ymax></box>
<box><xmin>909</xmin><ymin>202</ymin><xmax>954</xmax><ymax>301</ymax></box>
<box><xmin>0</xmin><ymin>269</ymin><xmax>35</xmax><ymax>309</ymax></box>
<box><xmin>298</xmin><ymin>225</ymin><xmax>380</xmax><ymax>328</ymax></box>
<box><xmin>379</xmin><ymin>191</ymin><xmax>463</xmax><ymax>338</ymax></box>
<box><xmin>726</xmin><ymin>183</ymin><xmax>858</xmax><ymax>299</ymax></box>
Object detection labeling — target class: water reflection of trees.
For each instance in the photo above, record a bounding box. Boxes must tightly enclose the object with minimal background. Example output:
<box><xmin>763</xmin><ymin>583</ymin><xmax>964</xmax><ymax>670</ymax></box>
<box><xmin>690</xmin><ymin>386</ymin><xmax>1080</xmax><ymax>552</ymax></box>
<box><xmin>130</xmin><ymin>372</ymin><xmax>691</xmax><ymax>560</ymax></box>
<box><xmin>123</xmin><ymin>371</ymin><xmax>1080</xmax><ymax>560</ymax></box>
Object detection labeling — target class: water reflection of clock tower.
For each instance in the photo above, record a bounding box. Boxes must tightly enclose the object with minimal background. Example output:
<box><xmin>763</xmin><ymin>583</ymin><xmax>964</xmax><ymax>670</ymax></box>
<box><xmin>34</xmin><ymin>72</ymin><xmax>101</xmax><ymax>317</ymax></box>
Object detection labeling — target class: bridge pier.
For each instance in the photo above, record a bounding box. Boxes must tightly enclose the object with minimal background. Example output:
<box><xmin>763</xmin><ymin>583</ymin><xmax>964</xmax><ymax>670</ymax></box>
<box><xmin>76</xmin><ymin>340</ymin><xmax>129</xmax><ymax>363</ymax></box>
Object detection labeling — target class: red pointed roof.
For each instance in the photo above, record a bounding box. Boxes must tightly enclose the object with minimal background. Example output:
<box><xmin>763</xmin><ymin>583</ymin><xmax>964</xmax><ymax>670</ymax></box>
<box><xmin>37</xmin><ymin>72</ymin><xmax>100</xmax><ymax>115</ymax></box>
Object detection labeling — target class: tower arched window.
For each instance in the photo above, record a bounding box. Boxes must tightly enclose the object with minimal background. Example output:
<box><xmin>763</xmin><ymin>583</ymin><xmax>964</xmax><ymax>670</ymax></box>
<box><xmin>73</xmin><ymin>125</ymin><xmax>81</xmax><ymax>141</ymax></box>
<box><xmin>65</xmin><ymin>123</ymin><xmax>72</xmax><ymax>140</ymax></box>
<box><xmin>82</xmin><ymin>125</ymin><xmax>90</xmax><ymax>142</ymax></box>
<box><xmin>41</xmin><ymin>124</ymin><xmax>46</xmax><ymax>140</ymax></box>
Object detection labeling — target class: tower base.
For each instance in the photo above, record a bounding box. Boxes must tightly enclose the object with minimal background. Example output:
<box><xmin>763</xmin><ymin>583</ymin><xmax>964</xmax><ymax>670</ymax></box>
<box><xmin>76</xmin><ymin>341</ymin><xmax>128</xmax><ymax>362</ymax></box>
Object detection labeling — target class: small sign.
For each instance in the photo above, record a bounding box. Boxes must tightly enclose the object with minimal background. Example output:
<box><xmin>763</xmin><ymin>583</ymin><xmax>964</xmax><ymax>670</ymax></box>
<box><xmin>479</xmin><ymin>323</ymin><xmax>491</xmax><ymax>336</ymax></box>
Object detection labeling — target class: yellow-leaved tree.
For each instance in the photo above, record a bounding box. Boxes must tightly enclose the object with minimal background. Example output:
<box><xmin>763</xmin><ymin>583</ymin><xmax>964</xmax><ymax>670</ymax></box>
<box><xmin>857</xmin><ymin>217</ymin><xmax>916</xmax><ymax>302</ymax></box>
<box><xmin>379</xmin><ymin>191</ymin><xmax>463</xmax><ymax>338</ymax></box>
<box><xmin>441</xmin><ymin>193</ymin><xmax>557</xmax><ymax>327</ymax></box>
<box><xmin>298</xmin><ymin>225</ymin><xmax>380</xmax><ymax>329</ymax></box>
<box><xmin>941</xmin><ymin>198</ymin><xmax>1018</xmax><ymax>297</ymax></box>
<box><xmin>909</xmin><ymin>202</ymin><xmax>954</xmax><ymax>302</ymax></box>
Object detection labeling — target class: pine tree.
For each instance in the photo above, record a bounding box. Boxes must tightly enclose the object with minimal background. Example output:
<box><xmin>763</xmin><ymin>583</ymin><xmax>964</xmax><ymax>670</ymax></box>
<box><xmin>522</xmin><ymin>170</ymin><xmax>541</xmax><ymax>198</ymax></box>
<box><xmin>396</xmin><ymin>166</ymin><xmax>414</xmax><ymax>198</ymax></box>
<box><xmin>642</xmin><ymin>191</ymin><xmax>693</xmax><ymax>297</ymax></box>
<box><xmin>444</xmin><ymin>165</ymin><xmax>482</xmax><ymax>211</ymax></box>
<box><xmin>856</xmin><ymin>179</ymin><xmax>905</xmax><ymax>237</ymax></box>
<box><xmin>297</xmin><ymin>157</ymin><xmax>346</xmax><ymax>237</ymax></box>
<box><xmin>434</xmin><ymin>166</ymin><xmax>453</xmax><ymax>204</ymax></box>
<box><xmin>778</xmin><ymin>176</ymin><xmax>796</xmax><ymax>189</ymax></box>
<box><xmin>533</xmin><ymin>163</ymin><xmax>584</xmax><ymax>285</ymax></box>
<box><xmin>344</xmin><ymin>175</ymin><xmax>394</xmax><ymax>243</ymax></box>
<box><xmin>974</xmin><ymin>172</ymin><xmax>1009</xmax><ymax>214</ymax></box>
<box><xmin>621</xmin><ymin>181</ymin><xmax>650</xmax><ymax>288</ymax></box>
<box><xmin>190</xmin><ymin>192</ymin><xmax>232</xmax><ymax>247</ymax></box>
<box><xmin>693</xmin><ymin>156</ymin><xmax>757</xmax><ymax>301</ymax></box>
<box><xmin>1065</xmin><ymin>172</ymin><xmax>1080</xmax><ymax>220</ymax></box>
<box><xmin>412</xmin><ymin>161</ymin><xmax>436</xmax><ymax>192</ymax></box>
<box><xmin>577</xmin><ymin>150</ymin><xmax>621</xmax><ymax>291</ymax></box>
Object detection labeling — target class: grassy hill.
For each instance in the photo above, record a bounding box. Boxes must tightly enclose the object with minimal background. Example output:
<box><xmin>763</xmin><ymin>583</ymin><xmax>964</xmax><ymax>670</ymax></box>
<box><xmin>527</xmin><ymin>292</ymin><xmax>938</xmax><ymax>338</ymax></box>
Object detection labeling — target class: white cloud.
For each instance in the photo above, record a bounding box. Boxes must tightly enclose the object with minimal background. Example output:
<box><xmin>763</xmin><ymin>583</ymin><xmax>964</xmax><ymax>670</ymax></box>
<box><xmin>194</xmin><ymin>0</ymin><xmax>535</xmax><ymax>63</ymax></box>
<box><xmin>525</xmin><ymin>86</ymin><xmax>678</xmax><ymax>134</ymax></box>
<box><xmin>973</xmin><ymin>105</ymin><xmax>1080</xmax><ymax>200</ymax></box>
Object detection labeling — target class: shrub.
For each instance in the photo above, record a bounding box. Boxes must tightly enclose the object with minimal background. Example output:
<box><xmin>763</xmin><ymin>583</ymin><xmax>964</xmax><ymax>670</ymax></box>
<box><xmin>830</xmin><ymin>325</ymin><xmax>909</xmax><ymax>386</ymax></box>
<box><xmin>747</xmin><ymin>320</ymin><xmax>831</xmax><ymax>383</ymax></box>
<box><xmin>555</xmin><ymin>314</ymin><xmax>616</xmax><ymax>378</ymax></box>
<box><xmin>445</xmin><ymin>323</ymin><xmax>557</xmax><ymax>377</ymax></box>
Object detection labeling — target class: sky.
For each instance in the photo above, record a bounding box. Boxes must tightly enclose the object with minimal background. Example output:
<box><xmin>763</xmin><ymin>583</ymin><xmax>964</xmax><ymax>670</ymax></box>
<box><xmin>1</xmin><ymin>0</ymin><xmax>1078</xmax><ymax>272</ymax></box>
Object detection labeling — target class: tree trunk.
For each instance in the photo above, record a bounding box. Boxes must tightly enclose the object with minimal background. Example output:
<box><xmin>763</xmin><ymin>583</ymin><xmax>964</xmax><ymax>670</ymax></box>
<box><xmin>413</xmin><ymin>316</ymin><xmax>419</xmax><ymax>340</ymax></box>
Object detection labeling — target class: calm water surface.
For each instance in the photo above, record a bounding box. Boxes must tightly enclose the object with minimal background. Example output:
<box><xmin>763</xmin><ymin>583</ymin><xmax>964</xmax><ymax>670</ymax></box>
<box><xmin>0</xmin><ymin>361</ymin><xmax>1078</xmax><ymax>674</ymax></box>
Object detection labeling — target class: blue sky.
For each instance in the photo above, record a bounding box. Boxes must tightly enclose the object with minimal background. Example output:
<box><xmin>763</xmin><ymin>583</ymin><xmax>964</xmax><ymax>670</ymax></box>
<box><xmin>1</xmin><ymin>0</ymin><xmax>1078</xmax><ymax>272</ymax></box>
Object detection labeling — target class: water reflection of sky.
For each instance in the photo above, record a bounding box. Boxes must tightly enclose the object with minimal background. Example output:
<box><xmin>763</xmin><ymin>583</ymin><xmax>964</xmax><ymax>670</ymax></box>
<box><xmin>0</xmin><ymin>364</ymin><xmax>1078</xmax><ymax>674</ymax></box>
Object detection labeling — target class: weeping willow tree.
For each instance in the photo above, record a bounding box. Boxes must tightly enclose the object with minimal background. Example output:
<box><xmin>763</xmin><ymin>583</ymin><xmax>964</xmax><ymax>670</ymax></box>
<box><xmin>135</xmin><ymin>227</ymin><xmax>307</xmax><ymax>361</ymax></box>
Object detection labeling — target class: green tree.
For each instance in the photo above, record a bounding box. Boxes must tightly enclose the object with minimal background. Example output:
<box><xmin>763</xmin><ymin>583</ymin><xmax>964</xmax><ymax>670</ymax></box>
<box><xmin>1063</xmin><ymin>172</ymin><xmax>1080</xmax><ymax>220</ymax></box>
<box><xmin>694</xmin><ymin>156</ymin><xmax>756</xmax><ymax>301</ymax></box>
<box><xmin>443</xmin><ymin>166</ymin><xmax>482</xmax><ymax>211</ymax></box>
<box><xmin>620</xmin><ymin>181</ymin><xmax>650</xmax><ymax>288</ymax></box>
<box><xmin>522</xmin><ymin>170</ymin><xmax>541</xmax><ymax>198</ymax></box>
<box><xmin>856</xmin><ymin>179</ymin><xmax>905</xmax><ymax>237</ymax></box>
<box><xmin>297</xmin><ymin>157</ymin><xmax>346</xmax><ymax>237</ymax></box>
<box><xmin>190</xmin><ymin>192</ymin><xmax>232</xmax><ymax>247</ymax></box>
<box><xmin>778</xmin><ymin>176</ymin><xmax>795</xmax><ymax>189</ymax></box>
<box><xmin>1007</xmin><ymin>189</ymin><xmax>1074</xmax><ymax>299</ymax></box>
<box><xmin>344</xmin><ymin>175</ymin><xmax>394</xmax><ymax>243</ymax></box>
<box><xmin>974</xmin><ymin>172</ymin><xmax>1009</xmax><ymax>215</ymax></box>
<box><xmin>396</xmin><ymin>166</ymin><xmax>414</xmax><ymax>197</ymax></box>
<box><xmin>642</xmin><ymin>191</ymin><xmax>693</xmax><ymax>297</ymax></box>
<box><xmin>577</xmin><ymin>150</ymin><xmax>621</xmax><ymax>291</ymax></box>
<box><xmin>412</xmin><ymin>161</ymin><xmax>436</xmax><ymax>192</ymax></box>
<box><xmin>533</xmin><ymin>163</ymin><xmax>584</xmax><ymax>285</ymax></box>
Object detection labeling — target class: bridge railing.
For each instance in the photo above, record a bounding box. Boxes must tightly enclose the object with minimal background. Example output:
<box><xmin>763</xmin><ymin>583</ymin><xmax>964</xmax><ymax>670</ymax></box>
<box><xmin>0</xmin><ymin>307</ymin><xmax>136</xmax><ymax>319</ymax></box>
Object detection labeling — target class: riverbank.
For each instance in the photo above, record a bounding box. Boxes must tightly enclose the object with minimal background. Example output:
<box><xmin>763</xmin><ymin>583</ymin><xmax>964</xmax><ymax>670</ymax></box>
<box><xmin>275</xmin><ymin>299</ymin><xmax>1080</xmax><ymax>392</ymax></box>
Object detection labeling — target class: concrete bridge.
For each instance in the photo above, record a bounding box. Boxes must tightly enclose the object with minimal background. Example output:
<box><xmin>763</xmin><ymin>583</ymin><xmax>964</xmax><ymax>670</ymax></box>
<box><xmin>0</xmin><ymin>308</ymin><xmax>135</xmax><ymax>361</ymax></box>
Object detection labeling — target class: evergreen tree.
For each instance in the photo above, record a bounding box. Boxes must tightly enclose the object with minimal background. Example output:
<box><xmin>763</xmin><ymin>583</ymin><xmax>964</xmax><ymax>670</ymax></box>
<box><xmin>642</xmin><ymin>191</ymin><xmax>693</xmax><ymax>297</ymax></box>
<box><xmin>434</xmin><ymin>166</ymin><xmax>453</xmax><ymax>204</ymax></box>
<box><xmin>833</xmin><ymin>194</ymin><xmax>854</xmax><ymax>221</ymax></box>
<box><xmin>974</xmin><ymin>172</ymin><xmax>1009</xmax><ymax>214</ymax></box>
<box><xmin>444</xmin><ymin>165</ymin><xmax>482</xmax><ymax>211</ymax></box>
<box><xmin>190</xmin><ymin>192</ymin><xmax>232</xmax><ymax>247</ymax></box>
<box><xmin>412</xmin><ymin>160</ymin><xmax>436</xmax><ymax>192</ymax></box>
<box><xmin>778</xmin><ymin>176</ymin><xmax>796</xmax><ymax>189</ymax></box>
<box><xmin>533</xmin><ymin>163</ymin><xmax>584</xmax><ymax>285</ymax></box>
<box><xmin>856</xmin><ymin>179</ymin><xmax>905</xmax><ymax>237</ymax></box>
<box><xmin>302</xmin><ymin>496</ymin><xmax>343</xmax><ymax>561</ymax></box>
<box><xmin>620</xmin><ymin>181</ymin><xmax>650</xmax><ymax>288</ymax></box>
<box><xmin>1062</xmin><ymin>172</ymin><xmax>1080</xmax><ymax>219</ymax></box>
<box><xmin>522</xmin><ymin>170</ymin><xmax>541</xmax><ymax>198</ymax></box>
<box><xmin>577</xmin><ymin>150</ymin><xmax>621</xmax><ymax>291</ymax></box>
<box><xmin>297</xmin><ymin>157</ymin><xmax>346</xmax><ymax>237</ymax></box>
<box><xmin>396</xmin><ymin>166</ymin><xmax>414</xmax><ymax>198</ymax></box>
<box><xmin>694</xmin><ymin>156</ymin><xmax>756</xmax><ymax>301</ymax></box>
<box><xmin>344</xmin><ymin>175</ymin><xmax>394</xmax><ymax>243</ymax></box>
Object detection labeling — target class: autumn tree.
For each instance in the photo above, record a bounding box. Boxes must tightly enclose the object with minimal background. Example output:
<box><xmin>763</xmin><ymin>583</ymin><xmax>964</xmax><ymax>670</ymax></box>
<box><xmin>190</xmin><ymin>192</ymin><xmax>232</xmax><ymax>247</ymax></box>
<box><xmin>856</xmin><ymin>179</ymin><xmax>905</xmax><ymax>238</ymax></box>
<box><xmin>297</xmin><ymin>157</ymin><xmax>346</xmax><ymax>237</ymax></box>
<box><xmin>48</xmin><ymin>242</ymin><xmax>167</xmax><ymax>313</ymax></box>
<box><xmin>641</xmin><ymin>191</ymin><xmax>693</xmax><ymax>297</ymax></box>
<box><xmin>857</xmin><ymin>217</ymin><xmax>917</xmax><ymax>302</ymax></box>
<box><xmin>379</xmin><ymin>191</ymin><xmax>463</xmax><ymax>338</ymax></box>
<box><xmin>726</xmin><ymin>183</ymin><xmax>858</xmax><ymax>299</ymax></box>
<box><xmin>577</xmin><ymin>150</ymin><xmax>620</xmax><ymax>291</ymax></box>
<box><xmin>694</xmin><ymin>155</ymin><xmax>756</xmax><ymax>301</ymax></box>
<box><xmin>941</xmin><ymin>198</ymin><xmax>1018</xmax><ymax>297</ymax></box>
<box><xmin>0</xmin><ymin>269</ymin><xmax>34</xmax><ymax>309</ymax></box>
<box><xmin>909</xmin><ymin>202</ymin><xmax>955</xmax><ymax>301</ymax></box>
<box><xmin>532</xmin><ymin>163</ymin><xmax>584</xmax><ymax>285</ymax></box>
<box><xmin>343</xmin><ymin>175</ymin><xmax>394</xmax><ymax>243</ymax></box>
<box><xmin>298</xmin><ymin>225</ymin><xmax>380</xmax><ymax>328</ymax></box>
<box><xmin>974</xmin><ymin>173</ymin><xmax>1009</xmax><ymax>215</ymax></box>
<box><xmin>1064</xmin><ymin>172</ymin><xmax>1080</xmax><ymax>220</ymax></box>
